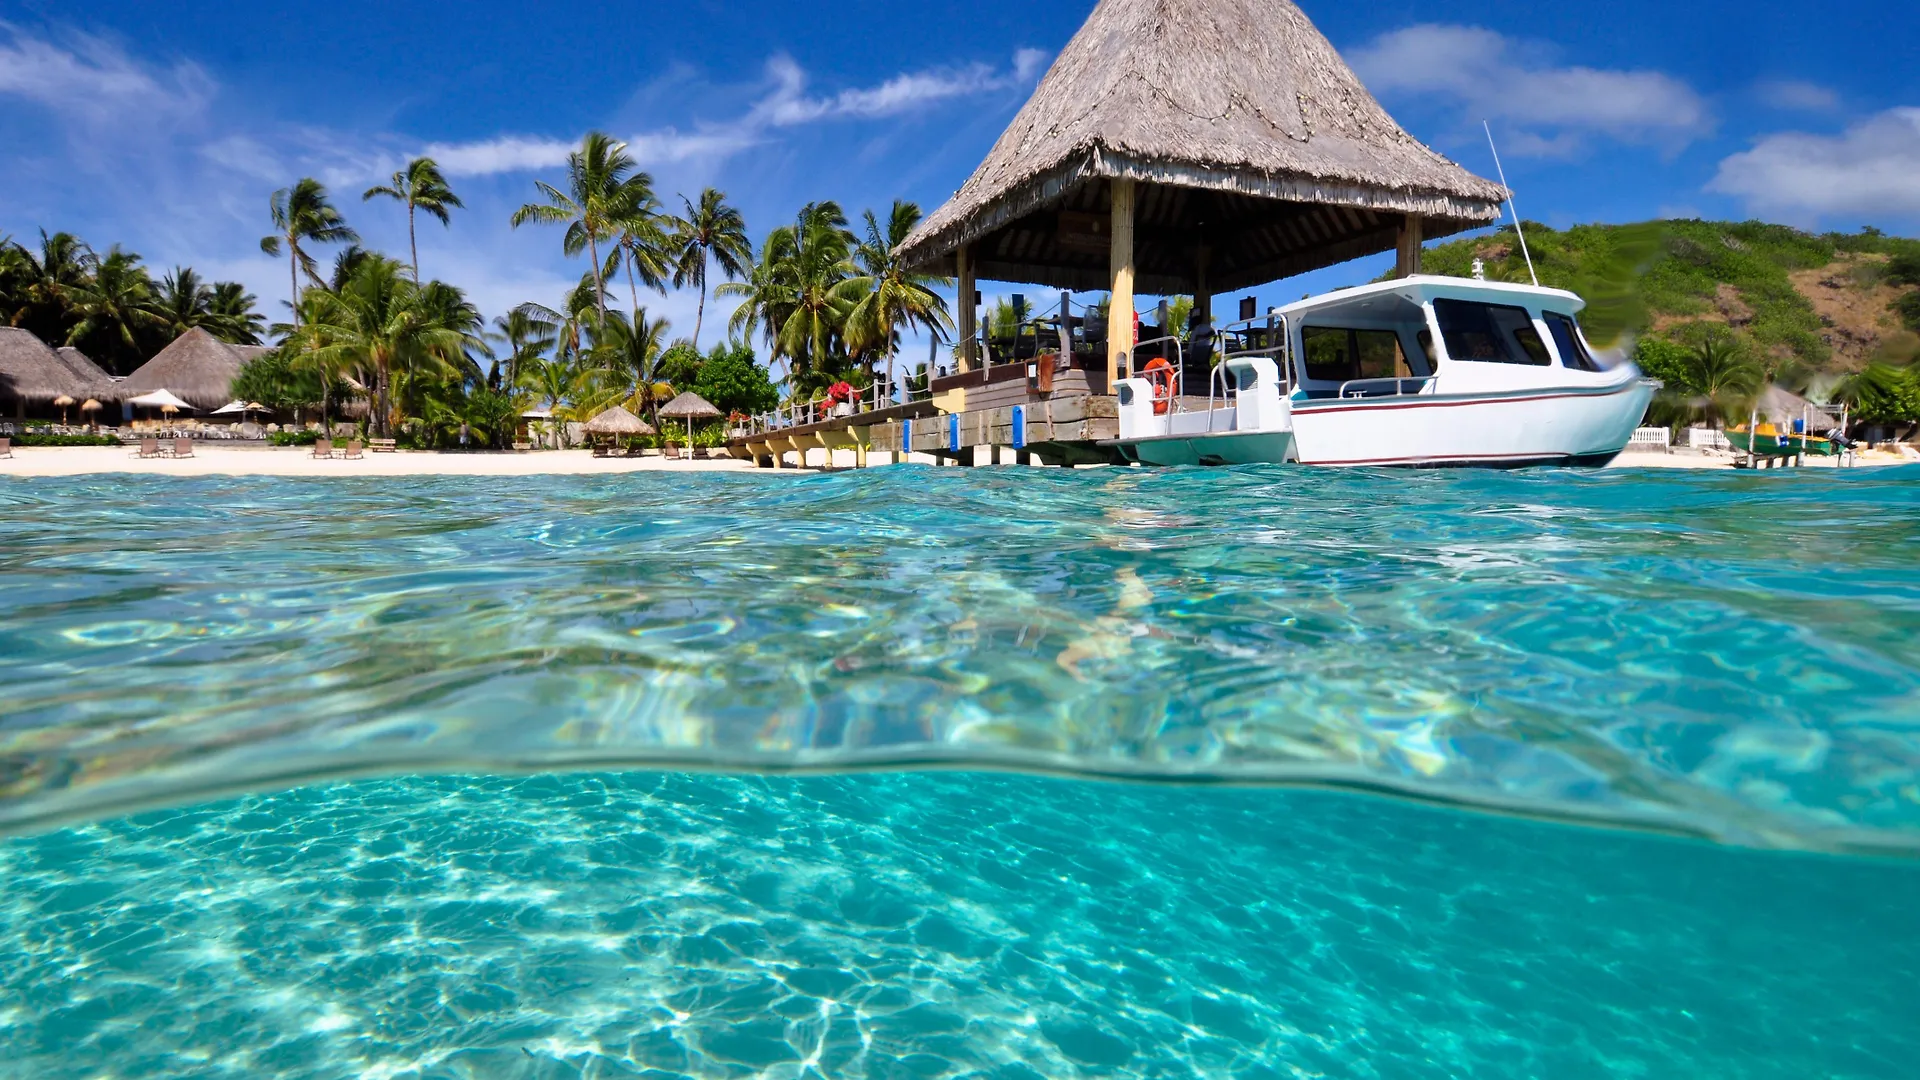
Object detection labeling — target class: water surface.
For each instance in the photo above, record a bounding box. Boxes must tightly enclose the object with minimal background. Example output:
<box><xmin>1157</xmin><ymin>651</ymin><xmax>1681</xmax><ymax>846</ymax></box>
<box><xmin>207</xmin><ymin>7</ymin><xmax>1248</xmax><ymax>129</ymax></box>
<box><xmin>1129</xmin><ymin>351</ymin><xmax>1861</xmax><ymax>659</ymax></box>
<box><xmin>3</xmin><ymin>466</ymin><xmax>1918</xmax><ymax>849</ymax></box>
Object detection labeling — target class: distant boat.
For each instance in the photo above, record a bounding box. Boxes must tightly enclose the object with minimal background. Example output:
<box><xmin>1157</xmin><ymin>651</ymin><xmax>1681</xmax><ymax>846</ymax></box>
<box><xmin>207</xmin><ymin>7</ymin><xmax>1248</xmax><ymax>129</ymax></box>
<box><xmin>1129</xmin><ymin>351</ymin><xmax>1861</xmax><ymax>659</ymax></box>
<box><xmin>1105</xmin><ymin>276</ymin><xmax>1655</xmax><ymax>468</ymax></box>
<box><xmin>1728</xmin><ymin>424</ymin><xmax>1839</xmax><ymax>457</ymax></box>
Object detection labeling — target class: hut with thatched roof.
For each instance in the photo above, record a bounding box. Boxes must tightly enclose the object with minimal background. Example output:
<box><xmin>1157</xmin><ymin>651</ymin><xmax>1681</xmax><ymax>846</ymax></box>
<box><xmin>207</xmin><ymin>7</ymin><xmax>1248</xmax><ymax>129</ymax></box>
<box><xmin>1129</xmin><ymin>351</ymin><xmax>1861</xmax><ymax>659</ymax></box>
<box><xmin>55</xmin><ymin>346</ymin><xmax>119</xmax><ymax>393</ymax></box>
<box><xmin>894</xmin><ymin>0</ymin><xmax>1508</xmax><ymax>387</ymax></box>
<box><xmin>0</xmin><ymin>328</ymin><xmax>107</xmax><ymax>422</ymax></box>
<box><xmin>582</xmin><ymin>404</ymin><xmax>655</xmax><ymax>436</ymax></box>
<box><xmin>121</xmin><ymin>327</ymin><xmax>248</xmax><ymax>413</ymax></box>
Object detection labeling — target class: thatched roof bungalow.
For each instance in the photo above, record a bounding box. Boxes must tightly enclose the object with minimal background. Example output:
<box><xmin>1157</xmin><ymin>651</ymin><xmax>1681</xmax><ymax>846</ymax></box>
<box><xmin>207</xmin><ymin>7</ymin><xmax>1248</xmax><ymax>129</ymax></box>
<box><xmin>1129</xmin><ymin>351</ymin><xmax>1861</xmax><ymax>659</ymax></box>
<box><xmin>0</xmin><ymin>328</ymin><xmax>109</xmax><ymax>420</ymax></box>
<box><xmin>55</xmin><ymin>347</ymin><xmax>119</xmax><ymax>392</ymax></box>
<box><xmin>120</xmin><ymin>327</ymin><xmax>249</xmax><ymax>413</ymax></box>
<box><xmin>895</xmin><ymin>0</ymin><xmax>1507</xmax><ymax>382</ymax></box>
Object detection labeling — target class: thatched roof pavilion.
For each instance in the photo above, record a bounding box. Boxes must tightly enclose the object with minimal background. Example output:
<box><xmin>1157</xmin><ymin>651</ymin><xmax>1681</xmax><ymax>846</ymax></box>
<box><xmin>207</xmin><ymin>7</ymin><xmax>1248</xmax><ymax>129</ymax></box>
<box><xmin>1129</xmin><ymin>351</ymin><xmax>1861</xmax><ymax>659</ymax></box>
<box><xmin>582</xmin><ymin>404</ymin><xmax>655</xmax><ymax>436</ymax></box>
<box><xmin>895</xmin><ymin>0</ymin><xmax>1507</xmax><ymax>383</ymax></box>
<box><xmin>121</xmin><ymin>327</ymin><xmax>248</xmax><ymax>412</ymax></box>
<box><xmin>0</xmin><ymin>328</ymin><xmax>107</xmax><ymax>418</ymax></box>
<box><xmin>55</xmin><ymin>347</ymin><xmax>119</xmax><ymax>393</ymax></box>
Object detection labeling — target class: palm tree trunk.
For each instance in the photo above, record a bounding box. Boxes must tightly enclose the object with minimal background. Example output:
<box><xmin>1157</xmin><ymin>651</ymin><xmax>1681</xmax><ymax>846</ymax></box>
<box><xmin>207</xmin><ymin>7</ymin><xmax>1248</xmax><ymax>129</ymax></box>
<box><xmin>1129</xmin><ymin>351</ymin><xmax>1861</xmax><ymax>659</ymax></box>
<box><xmin>288</xmin><ymin>241</ymin><xmax>299</xmax><ymax>328</ymax></box>
<box><xmin>408</xmin><ymin>203</ymin><xmax>420</xmax><ymax>282</ymax></box>
<box><xmin>623</xmin><ymin>250</ymin><xmax>639</xmax><ymax>313</ymax></box>
<box><xmin>588</xmin><ymin>233</ymin><xmax>607</xmax><ymax>318</ymax></box>
<box><xmin>693</xmin><ymin>261</ymin><xmax>707</xmax><ymax>350</ymax></box>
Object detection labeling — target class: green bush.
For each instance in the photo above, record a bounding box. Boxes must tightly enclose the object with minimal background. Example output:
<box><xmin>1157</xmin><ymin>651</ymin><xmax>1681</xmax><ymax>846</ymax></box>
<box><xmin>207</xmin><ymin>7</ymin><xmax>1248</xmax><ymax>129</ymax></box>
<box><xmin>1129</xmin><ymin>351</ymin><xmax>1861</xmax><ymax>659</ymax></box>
<box><xmin>1896</xmin><ymin>290</ymin><xmax>1920</xmax><ymax>333</ymax></box>
<box><xmin>268</xmin><ymin>430</ymin><xmax>321</xmax><ymax>447</ymax></box>
<box><xmin>1632</xmin><ymin>337</ymin><xmax>1695</xmax><ymax>390</ymax></box>
<box><xmin>7</xmin><ymin>432</ymin><xmax>123</xmax><ymax>447</ymax></box>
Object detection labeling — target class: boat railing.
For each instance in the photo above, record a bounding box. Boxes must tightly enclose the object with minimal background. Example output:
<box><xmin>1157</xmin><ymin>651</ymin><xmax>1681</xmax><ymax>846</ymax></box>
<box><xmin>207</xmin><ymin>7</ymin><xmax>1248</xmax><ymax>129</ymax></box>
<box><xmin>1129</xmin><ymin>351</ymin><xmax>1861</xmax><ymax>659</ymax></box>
<box><xmin>1205</xmin><ymin>314</ymin><xmax>1292</xmax><ymax>432</ymax></box>
<box><xmin>1337</xmin><ymin>375</ymin><xmax>1437</xmax><ymax>400</ymax></box>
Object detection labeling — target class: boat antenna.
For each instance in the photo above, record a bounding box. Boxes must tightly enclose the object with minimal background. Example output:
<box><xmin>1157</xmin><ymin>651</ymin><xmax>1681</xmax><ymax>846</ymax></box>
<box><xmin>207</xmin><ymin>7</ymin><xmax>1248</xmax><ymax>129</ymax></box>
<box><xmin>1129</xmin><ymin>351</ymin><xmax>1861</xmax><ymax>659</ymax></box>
<box><xmin>1484</xmin><ymin>121</ymin><xmax>1538</xmax><ymax>287</ymax></box>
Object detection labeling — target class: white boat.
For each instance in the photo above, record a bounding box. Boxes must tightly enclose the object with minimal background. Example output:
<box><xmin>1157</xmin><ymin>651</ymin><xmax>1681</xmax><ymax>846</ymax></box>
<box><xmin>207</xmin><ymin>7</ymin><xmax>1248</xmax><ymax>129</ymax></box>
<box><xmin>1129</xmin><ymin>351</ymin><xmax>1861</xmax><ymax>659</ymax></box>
<box><xmin>1108</xmin><ymin>276</ymin><xmax>1657</xmax><ymax>468</ymax></box>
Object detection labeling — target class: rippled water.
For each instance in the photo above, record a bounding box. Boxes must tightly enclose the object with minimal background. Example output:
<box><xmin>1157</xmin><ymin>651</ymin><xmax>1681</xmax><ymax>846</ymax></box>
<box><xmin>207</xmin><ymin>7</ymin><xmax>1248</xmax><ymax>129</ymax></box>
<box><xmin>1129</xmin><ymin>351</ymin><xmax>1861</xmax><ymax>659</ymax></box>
<box><xmin>3</xmin><ymin>466</ymin><xmax>1920</xmax><ymax>849</ymax></box>
<box><xmin>2</xmin><ymin>772</ymin><xmax>1916</xmax><ymax>1079</ymax></box>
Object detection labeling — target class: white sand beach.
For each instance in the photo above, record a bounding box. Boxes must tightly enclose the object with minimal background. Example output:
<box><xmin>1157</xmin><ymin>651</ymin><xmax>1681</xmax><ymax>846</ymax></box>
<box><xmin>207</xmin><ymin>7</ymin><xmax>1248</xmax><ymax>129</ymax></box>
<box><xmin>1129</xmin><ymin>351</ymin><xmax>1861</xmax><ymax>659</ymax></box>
<box><xmin>1</xmin><ymin>443</ymin><xmax>1908</xmax><ymax>478</ymax></box>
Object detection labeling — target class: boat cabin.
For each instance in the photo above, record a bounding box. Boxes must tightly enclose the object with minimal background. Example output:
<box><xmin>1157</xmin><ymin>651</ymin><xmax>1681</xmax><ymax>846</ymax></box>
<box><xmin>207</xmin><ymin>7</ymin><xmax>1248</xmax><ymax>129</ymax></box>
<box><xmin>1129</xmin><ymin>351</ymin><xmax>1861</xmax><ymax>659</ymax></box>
<box><xmin>1272</xmin><ymin>277</ymin><xmax>1612</xmax><ymax>400</ymax></box>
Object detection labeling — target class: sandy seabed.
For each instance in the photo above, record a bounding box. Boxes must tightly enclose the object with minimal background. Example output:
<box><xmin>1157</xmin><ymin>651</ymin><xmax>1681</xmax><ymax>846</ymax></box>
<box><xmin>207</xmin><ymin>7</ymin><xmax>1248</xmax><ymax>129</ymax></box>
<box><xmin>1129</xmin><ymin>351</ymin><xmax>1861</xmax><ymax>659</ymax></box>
<box><xmin>0</xmin><ymin>443</ymin><xmax>1904</xmax><ymax>478</ymax></box>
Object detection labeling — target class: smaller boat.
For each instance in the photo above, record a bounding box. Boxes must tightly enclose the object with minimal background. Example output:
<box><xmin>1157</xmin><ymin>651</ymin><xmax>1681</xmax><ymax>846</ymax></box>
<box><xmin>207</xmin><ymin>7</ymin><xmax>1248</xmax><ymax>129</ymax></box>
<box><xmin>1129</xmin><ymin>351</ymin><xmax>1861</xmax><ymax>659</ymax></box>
<box><xmin>1107</xmin><ymin>276</ymin><xmax>1656</xmax><ymax>468</ymax></box>
<box><xmin>1728</xmin><ymin>424</ymin><xmax>1838</xmax><ymax>458</ymax></box>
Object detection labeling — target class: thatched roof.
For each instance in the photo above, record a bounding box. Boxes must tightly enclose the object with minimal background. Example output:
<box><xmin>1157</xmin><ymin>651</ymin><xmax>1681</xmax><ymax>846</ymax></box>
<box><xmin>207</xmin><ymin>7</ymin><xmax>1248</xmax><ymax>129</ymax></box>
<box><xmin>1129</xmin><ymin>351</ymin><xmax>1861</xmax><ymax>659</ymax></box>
<box><xmin>0</xmin><ymin>328</ymin><xmax>102</xmax><ymax>406</ymax></box>
<box><xmin>896</xmin><ymin>0</ymin><xmax>1507</xmax><ymax>293</ymax></box>
<box><xmin>55</xmin><ymin>346</ymin><xmax>117</xmax><ymax>387</ymax></box>
<box><xmin>658</xmin><ymin>390</ymin><xmax>722</xmax><ymax>419</ymax></box>
<box><xmin>1758</xmin><ymin>385</ymin><xmax>1844</xmax><ymax>430</ymax></box>
<box><xmin>121</xmin><ymin>328</ymin><xmax>247</xmax><ymax>412</ymax></box>
<box><xmin>582</xmin><ymin>404</ymin><xmax>655</xmax><ymax>435</ymax></box>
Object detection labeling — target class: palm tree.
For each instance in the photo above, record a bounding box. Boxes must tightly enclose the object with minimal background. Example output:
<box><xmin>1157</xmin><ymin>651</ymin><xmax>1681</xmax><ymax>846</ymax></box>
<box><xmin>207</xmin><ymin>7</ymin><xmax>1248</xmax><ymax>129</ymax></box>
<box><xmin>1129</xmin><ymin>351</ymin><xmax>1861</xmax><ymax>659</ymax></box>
<box><xmin>844</xmin><ymin>200</ymin><xmax>951</xmax><ymax>397</ymax></box>
<box><xmin>510</xmin><ymin>132</ymin><xmax>650</xmax><ymax>319</ymax></box>
<box><xmin>521</xmin><ymin>356</ymin><xmax>581</xmax><ymax>446</ymax></box>
<box><xmin>670</xmin><ymin>188</ymin><xmax>751</xmax><ymax>348</ymax></box>
<box><xmin>152</xmin><ymin>266</ymin><xmax>214</xmax><ymax>338</ymax></box>
<box><xmin>6</xmin><ymin>230</ymin><xmax>92</xmax><ymax>337</ymax></box>
<box><xmin>292</xmin><ymin>255</ymin><xmax>469</xmax><ymax>436</ymax></box>
<box><xmin>1679</xmin><ymin>325</ymin><xmax>1763</xmax><ymax>428</ymax></box>
<box><xmin>207</xmin><ymin>282</ymin><xmax>266</xmax><ymax>344</ymax></box>
<box><xmin>489</xmin><ymin>308</ymin><xmax>558</xmax><ymax>390</ymax></box>
<box><xmin>614</xmin><ymin>179</ymin><xmax>672</xmax><ymax>312</ymax></box>
<box><xmin>719</xmin><ymin>202</ymin><xmax>860</xmax><ymax>390</ymax></box>
<box><xmin>363</xmin><ymin>157</ymin><xmax>463</xmax><ymax>282</ymax></box>
<box><xmin>65</xmin><ymin>247</ymin><xmax>161</xmax><ymax>359</ymax></box>
<box><xmin>587</xmin><ymin>307</ymin><xmax>675</xmax><ymax>426</ymax></box>
<box><xmin>260</xmin><ymin>178</ymin><xmax>358</xmax><ymax>324</ymax></box>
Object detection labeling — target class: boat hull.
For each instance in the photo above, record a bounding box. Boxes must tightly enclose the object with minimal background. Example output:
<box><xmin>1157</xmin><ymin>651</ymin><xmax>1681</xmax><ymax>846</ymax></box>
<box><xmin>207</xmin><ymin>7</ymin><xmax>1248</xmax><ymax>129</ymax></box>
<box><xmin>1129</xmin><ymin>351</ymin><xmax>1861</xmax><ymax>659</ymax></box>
<box><xmin>1290</xmin><ymin>378</ymin><xmax>1656</xmax><ymax>468</ymax></box>
<box><xmin>1112</xmin><ymin>429</ymin><xmax>1296</xmax><ymax>467</ymax></box>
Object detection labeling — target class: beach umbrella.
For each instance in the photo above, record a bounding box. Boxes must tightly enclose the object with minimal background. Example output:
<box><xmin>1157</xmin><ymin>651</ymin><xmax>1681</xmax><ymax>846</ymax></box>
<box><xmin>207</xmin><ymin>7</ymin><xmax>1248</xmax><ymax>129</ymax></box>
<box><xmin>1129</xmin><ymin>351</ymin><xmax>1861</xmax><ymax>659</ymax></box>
<box><xmin>210</xmin><ymin>400</ymin><xmax>251</xmax><ymax>416</ymax></box>
<box><xmin>128</xmin><ymin>388</ymin><xmax>193</xmax><ymax>411</ymax></box>
<box><xmin>658</xmin><ymin>391</ymin><xmax>722</xmax><ymax>453</ymax></box>
<box><xmin>582</xmin><ymin>404</ymin><xmax>655</xmax><ymax>436</ymax></box>
<box><xmin>52</xmin><ymin>394</ymin><xmax>74</xmax><ymax>425</ymax></box>
<box><xmin>80</xmin><ymin>398</ymin><xmax>101</xmax><ymax>432</ymax></box>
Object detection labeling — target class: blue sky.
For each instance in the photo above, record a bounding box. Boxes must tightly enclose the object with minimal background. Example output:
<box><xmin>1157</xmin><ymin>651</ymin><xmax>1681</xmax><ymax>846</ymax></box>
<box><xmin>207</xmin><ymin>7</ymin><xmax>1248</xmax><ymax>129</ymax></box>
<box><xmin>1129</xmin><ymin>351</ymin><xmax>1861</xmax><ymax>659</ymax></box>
<box><xmin>2</xmin><ymin>0</ymin><xmax>1917</xmax><ymax>356</ymax></box>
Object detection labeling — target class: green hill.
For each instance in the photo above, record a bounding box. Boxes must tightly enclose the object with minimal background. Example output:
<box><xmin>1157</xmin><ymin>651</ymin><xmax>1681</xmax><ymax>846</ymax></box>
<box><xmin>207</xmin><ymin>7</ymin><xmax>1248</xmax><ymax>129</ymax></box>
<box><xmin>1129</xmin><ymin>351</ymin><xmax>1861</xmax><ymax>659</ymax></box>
<box><xmin>1416</xmin><ymin>219</ymin><xmax>1920</xmax><ymax>426</ymax></box>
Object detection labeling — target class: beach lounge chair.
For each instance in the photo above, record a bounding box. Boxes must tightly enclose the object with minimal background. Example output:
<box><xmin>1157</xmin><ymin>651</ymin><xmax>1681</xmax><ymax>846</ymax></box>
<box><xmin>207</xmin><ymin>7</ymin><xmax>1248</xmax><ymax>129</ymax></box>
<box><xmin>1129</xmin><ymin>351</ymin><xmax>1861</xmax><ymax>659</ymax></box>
<box><xmin>311</xmin><ymin>438</ymin><xmax>334</xmax><ymax>459</ymax></box>
<box><xmin>343</xmin><ymin>439</ymin><xmax>363</xmax><ymax>459</ymax></box>
<box><xmin>132</xmin><ymin>438</ymin><xmax>161</xmax><ymax>459</ymax></box>
<box><xmin>173</xmin><ymin>438</ymin><xmax>195</xmax><ymax>459</ymax></box>
<box><xmin>0</xmin><ymin>437</ymin><xmax>10</xmax><ymax>459</ymax></box>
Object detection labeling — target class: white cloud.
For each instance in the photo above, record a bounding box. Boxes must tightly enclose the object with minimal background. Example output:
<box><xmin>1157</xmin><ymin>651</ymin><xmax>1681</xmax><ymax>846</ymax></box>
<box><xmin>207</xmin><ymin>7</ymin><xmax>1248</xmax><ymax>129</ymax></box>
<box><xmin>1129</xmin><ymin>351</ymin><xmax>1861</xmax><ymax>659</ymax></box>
<box><xmin>1708</xmin><ymin>107</ymin><xmax>1920</xmax><ymax>220</ymax></box>
<box><xmin>0</xmin><ymin>21</ymin><xmax>212</xmax><ymax>126</ymax></box>
<box><xmin>1348</xmin><ymin>24</ymin><xmax>1709</xmax><ymax>152</ymax></box>
<box><xmin>1755</xmin><ymin>79</ymin><xmax>1841</xmax><ymax>113</ymax></box>
<box><xmin>425</xmin><ymin>51</ymin><xmax>1049</xmax><ymax>179</ymax></box>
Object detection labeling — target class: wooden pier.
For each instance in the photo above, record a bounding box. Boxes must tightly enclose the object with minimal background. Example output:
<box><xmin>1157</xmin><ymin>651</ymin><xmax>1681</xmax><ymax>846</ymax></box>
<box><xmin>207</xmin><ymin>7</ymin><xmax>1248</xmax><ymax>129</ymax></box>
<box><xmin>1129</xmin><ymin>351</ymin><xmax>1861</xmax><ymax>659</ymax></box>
<box><xmin>728</xmin><ymin>356</ymin><xmax>1130</xmax><ymax>469</ymax></box>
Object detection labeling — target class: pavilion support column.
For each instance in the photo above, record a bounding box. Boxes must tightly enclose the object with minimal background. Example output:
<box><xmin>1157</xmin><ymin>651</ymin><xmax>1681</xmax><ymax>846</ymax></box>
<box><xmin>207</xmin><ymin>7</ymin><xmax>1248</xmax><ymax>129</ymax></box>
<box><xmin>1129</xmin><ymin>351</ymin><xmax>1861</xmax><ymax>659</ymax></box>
<box><xmin>1194</xmin><ymin>246</ymin><xmax>1212</xmax><ymax>327</ymax></box>
<box><xmin>956</xmin><ymin>244</ymin><xmax>977</xmax><ymax>373</ymax></box>
<box><xmin>1396</xmin><ymin>214</ymin><xmax>1424</xmax><ymax>278</ymax></box>
<box><xmin>1108</xmin><ymin>178</ymin><xmax>1137</xmax><ymax>393</ymax></box>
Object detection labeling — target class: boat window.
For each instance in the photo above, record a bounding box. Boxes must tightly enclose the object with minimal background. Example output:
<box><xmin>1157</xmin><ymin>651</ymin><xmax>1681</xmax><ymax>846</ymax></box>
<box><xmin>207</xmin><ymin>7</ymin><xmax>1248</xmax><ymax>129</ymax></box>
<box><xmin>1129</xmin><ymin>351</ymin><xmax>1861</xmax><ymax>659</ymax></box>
<box><xmin>1301</xmin><ymin>327</ymin><xmax>1412</xmax><ymax>382</ymax></box>
<box><xmin>1545</xmin><ymin>312</ymin><xmax>1603</xmax><ymax>371</ymax></box>
<box><xmin>1434</xmin><ymin>300</ymin><xmax>1551</xmax><ymax>366</ymax></box>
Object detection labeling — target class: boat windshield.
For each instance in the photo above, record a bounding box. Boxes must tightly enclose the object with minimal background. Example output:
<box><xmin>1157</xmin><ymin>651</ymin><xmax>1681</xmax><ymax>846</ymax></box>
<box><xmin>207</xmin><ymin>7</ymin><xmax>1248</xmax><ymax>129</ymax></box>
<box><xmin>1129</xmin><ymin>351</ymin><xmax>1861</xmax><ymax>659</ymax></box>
<box><xmin>1544</xmin><ymin>312</ymin><xmax>1604</xmax><ymax>371</ymax></box>
<box><xmin>1434</xmin><ymin>299</ymin><xmax>1551</xmax><ymax>366</ymax></box>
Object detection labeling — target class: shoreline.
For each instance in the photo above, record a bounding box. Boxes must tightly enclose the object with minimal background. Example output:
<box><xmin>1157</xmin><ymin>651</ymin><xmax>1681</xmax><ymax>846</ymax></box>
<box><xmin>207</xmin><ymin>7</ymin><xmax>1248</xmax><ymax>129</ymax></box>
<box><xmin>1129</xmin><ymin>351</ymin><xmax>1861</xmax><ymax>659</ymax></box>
<box><xmin>0</xmin><ymin>443</ymin><xmax>1907</xmax><ymax>478</ymax></box>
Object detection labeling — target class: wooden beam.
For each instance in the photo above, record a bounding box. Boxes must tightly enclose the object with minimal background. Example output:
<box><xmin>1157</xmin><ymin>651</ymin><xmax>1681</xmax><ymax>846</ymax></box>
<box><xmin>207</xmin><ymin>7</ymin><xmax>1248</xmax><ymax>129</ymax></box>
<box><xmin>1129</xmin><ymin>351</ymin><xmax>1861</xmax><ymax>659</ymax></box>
<box><xmin>956</xmin><ymin>243</ymin><xmax>976</xmax><ymax>373</ymax></box>
<box><xmin>1396</xmin><ymin>214</ymin><xmax>1424</xmax><ymax>278</ymax></box>
<box><xmin>1195</xmin><ymin>245</ymin><xmax>1212</xmax><ymax>326</ymax></box>
<box><xmin>1109</xmin><ymin>177</ymin><xmax>1136</xmax><ymax>393</ymax></box>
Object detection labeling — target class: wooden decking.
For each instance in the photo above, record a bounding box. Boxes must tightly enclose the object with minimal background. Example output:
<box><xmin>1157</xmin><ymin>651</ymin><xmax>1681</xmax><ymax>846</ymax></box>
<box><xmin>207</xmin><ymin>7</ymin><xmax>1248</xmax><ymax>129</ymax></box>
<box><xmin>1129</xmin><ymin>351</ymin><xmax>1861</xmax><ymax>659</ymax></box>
<box><xmin>727</xmin><ymin>392</ymin><xmax>1127</xmax><ymax>469</ymax></box>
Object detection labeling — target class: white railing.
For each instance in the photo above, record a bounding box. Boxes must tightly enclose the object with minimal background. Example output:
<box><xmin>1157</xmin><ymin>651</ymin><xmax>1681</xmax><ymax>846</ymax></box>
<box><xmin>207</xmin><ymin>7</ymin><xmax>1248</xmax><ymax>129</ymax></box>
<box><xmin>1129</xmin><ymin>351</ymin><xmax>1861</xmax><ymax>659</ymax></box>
<box><xmin>1339</xmin><ymin>376</ymin><xmax>1437</xmax><ymax>400</ymax></box>
<box><xmin>1629</xmin><ymin>427</ymin><xmax>1672</xmax><ymax>452</ymax></box>
<box><xmin>1206</xmin><ymin>314</ymin><xmax>1291</xmax><ymax>432</ymax></box>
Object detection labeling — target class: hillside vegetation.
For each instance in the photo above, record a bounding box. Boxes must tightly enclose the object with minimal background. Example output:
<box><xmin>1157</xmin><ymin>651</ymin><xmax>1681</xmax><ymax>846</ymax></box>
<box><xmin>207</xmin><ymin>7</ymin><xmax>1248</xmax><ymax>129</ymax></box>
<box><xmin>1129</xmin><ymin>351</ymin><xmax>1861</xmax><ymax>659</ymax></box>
<box><xmin>1418</xmin><ymin>220</ymin><xmax>1920</xmax><ymax>428</ymax></box>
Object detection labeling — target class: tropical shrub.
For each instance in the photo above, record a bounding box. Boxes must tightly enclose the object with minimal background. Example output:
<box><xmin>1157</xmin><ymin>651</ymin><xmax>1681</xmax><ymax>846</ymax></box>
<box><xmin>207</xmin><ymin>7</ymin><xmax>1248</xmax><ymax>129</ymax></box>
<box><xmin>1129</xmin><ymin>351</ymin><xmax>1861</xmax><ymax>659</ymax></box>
<box><xmin>269</xmin><ymin>430</ymin><xmax>322</xmax><ymax>446</ymax></box>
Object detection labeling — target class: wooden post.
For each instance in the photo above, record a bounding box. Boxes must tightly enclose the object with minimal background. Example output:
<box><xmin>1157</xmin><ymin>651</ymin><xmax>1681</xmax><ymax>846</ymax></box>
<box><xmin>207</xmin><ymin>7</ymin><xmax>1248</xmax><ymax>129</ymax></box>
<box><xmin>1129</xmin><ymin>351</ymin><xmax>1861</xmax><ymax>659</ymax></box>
<box><xmin>1108</xmin><ymin>178</ymin><xmax>1136</xmax><ymax>393</ymax></box>
<box><xmin>956</xmin><ymin>244</ymin><xmax>977</xmax><ymax>373</ymax></box>
<box><xmin>1195</xmin><ymin>246</ymin><xmax>1212</xmax><ymax>327</ymax></box>
<box><xmin>1396</xmin><ymin>214</ymin><xmax>1424</xmax><ymax>278</ymax></box>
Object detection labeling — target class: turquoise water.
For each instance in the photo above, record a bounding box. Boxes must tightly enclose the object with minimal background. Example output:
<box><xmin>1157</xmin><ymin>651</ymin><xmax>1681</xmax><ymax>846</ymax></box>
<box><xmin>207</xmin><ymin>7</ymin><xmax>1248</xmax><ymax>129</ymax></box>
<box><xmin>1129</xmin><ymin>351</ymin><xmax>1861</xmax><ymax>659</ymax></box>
<box><xmin>3</xmin><ymin>466</ymin><xmax>1920</xmax><ymax>1076</ymax></box>
<box><xmin>2</xmin><ymin>773</ymin><xmax>1916</xmax><ymax>1079</ymax></box>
